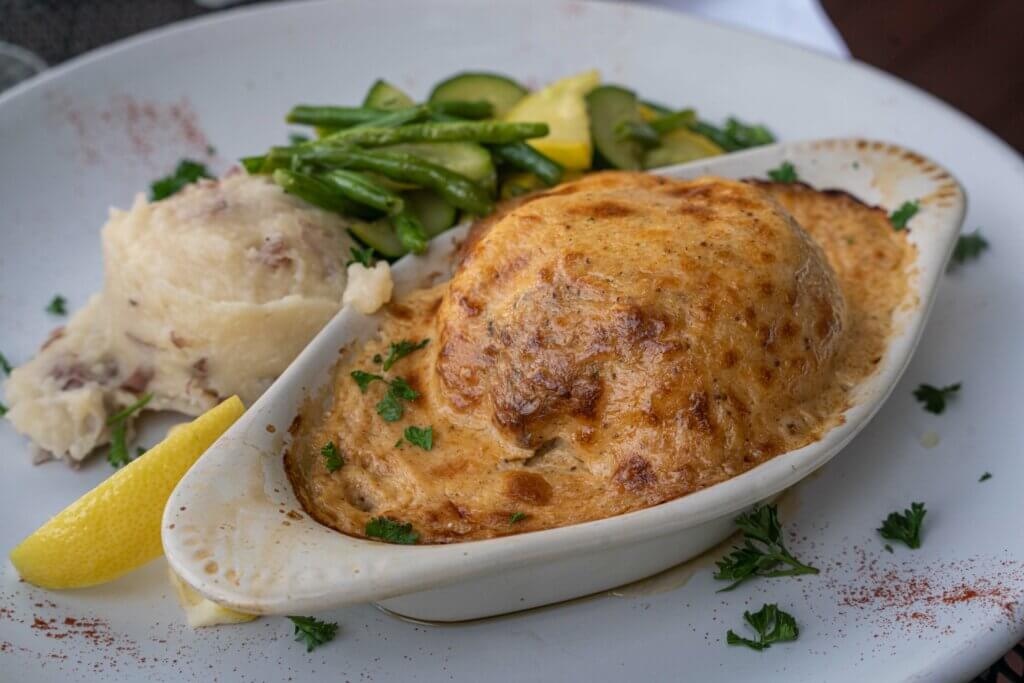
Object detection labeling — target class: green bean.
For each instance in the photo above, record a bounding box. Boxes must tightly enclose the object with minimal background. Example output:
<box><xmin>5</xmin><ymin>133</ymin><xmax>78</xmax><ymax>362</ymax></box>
<box><xmin>392</xmin><ymin>211</ymin><xmax>429</xmax><ymax>254</ymax></box>
<box><xmin>323</xmin><ymin>121</ymin><xmax>548</xmax><ymax>147</ymax></box>
<box><xmin>491</xmin><ymin>142</ymin><xmax>563</xmax><ymax>186</ymax></box>
<box><xmin>319</xmin><ymin>169</ymin><xmax>405</xmax><ymax>215</ymax></box>
<box><xmin>428</xmin><ymin>108</ymin><xmax>563</xmax><ymax>187</ymax></box>
<box><xmin>430</xmin><ymin>100</ymin><xmax>493</xmax><ymax>119</ymax></box>
<box><xmin>650</xmin><ymin>108</ymin><xmax>697</xmax><ymax>135</ymax></box>
<box><xmin>288</xmin><ymin>101</ymin><xmax>491</xmax><ymax>130</ymax></box>
<box><xmin>298</xmin><ymin>145</ymin><xmax>494</xmax><ymax>215</ymax></box>
<box><xmin>272</xmin><ymin>168</ymin><xmax>365</xmax><ymax>216</ymax></box>
<box><xmin>615</xmin><ymin>120</ymin><xmax>660</xmax><ymax>148</ymax></box>
<box><xmin>349</xmin><ymin>105</ymin><xmax>431</xmax><ymax>130</ymax></box>
<box><xmin>286</xmin><ymin>105</ymin><xmax>389</xmax><ymax>128</ymax></box>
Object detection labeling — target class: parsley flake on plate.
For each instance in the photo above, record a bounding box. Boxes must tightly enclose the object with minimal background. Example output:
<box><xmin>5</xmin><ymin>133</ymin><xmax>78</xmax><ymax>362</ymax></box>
<box><xmin>381</xmin><ymin>338</ymin><xmax>429</xmax><ymax>371</ymax></box>
<box><xmin>347</xmin><ymin>245</ymin><xmax>376</xmax><ymax>268</ymax></box>
<box><xmin>403</xmin><ymin>425</ymin><xmax>433</xmax><ymax>451</ymax></box>
<box><xmin>713</xmin><ymin>504</ymin><xmax>819</xmax><ymax>591</ymax></box>
<box><xmin>726</xmin><ymin>603</ymin><xmax>799</xmax><ymax>651</ymax></box>
<box><xmin>913</xmin><ymin>382</ymin><xmax>960</xmax><ymax>414</ymax></box>
<box><xmin>509</xmin><ymin>511</ymin><xmax>527</xmax><ymax>525</ymax></box>
<box><xmin>365</xmin><ymin>516</ymin><xmax>419</xmax><ymax>544</ymax></box>
<box><xmin>0</xmin><ymin>351</ymin><xmax>12</xmax><ymax>375</ymax></box>
<box><xmin>287</xmin><ymin>615</ymin><xmax>338</xmax><ymax>652</ymax></box>
<box><xmin>767</xmin><ymin>161</ymin><xmax>798</xmax><ymax>183</ymax></box>
<box><xmin>950</xmin><ymin>229</ymin><xmax>989</xmax><ymax>268</ymax></box>
<box><xmin>46</xmin><ymin>295</ymin><xmax>67</xmax><ymax>315</ymax></box>
<box><xmin>889</xmin><ymin>200</ymin><xmax>919</xmax><ymax>230</ymax></box>
<box><xmin>150</xmin><ymin>159</ymin><xmax>213</xmax><ymax>201</ymax></box>
<box><xmin>106</xmin><ymin>393</ymin><xmax>152</xmax><ymax>469</ymax></box>
<box><xmin>878</xmin><ymin>501</ymin><xmax>926</xmax><ymax>549</ymax></box>
<box><xmin>979</xmin><ymin>472</ymin><xmax>992</xmax><ymax>482</ymax></box>
<box><xmin>321</xmin><ymin>441</ymin><xmax>344</xmax><ymax>472</ymax></box>
<box><xmin>0</xmin><ymin>401</ymin><xmax>7</xmax><ymax>417</ymax></box>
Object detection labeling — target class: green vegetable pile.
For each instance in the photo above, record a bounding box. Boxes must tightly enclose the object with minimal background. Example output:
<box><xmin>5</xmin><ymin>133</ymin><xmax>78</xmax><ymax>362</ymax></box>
<box><xmin>242</xmin><ymin>72</ymin><xmax>775</xmax><ymax>261</ymax></box>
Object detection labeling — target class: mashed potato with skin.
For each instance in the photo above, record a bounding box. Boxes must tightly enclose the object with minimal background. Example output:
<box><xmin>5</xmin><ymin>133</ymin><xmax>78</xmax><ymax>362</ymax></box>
<box><xmin>342</xmin><ymin>261</ymin><xmax>394</xmax><ymax>315</ymax></box>
<box><xmin>5</xmin><ymin>173</ymin><xmax>361</xmax><ymax>462</ymax></box>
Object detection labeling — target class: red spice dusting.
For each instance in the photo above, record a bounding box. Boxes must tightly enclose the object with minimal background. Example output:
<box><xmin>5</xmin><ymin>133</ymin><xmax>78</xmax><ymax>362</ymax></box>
<box><xmin>44</xmin><ymin>90</ymin><xmax>215</xmax><ymax>171</ymax></box>
<box><xmin>825</xmin><ymin>546</ymin><xmax>1024</xmax><ymax>636</ymax></box>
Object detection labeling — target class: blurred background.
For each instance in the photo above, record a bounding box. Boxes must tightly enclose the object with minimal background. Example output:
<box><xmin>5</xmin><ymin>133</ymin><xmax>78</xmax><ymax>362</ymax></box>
<box><xmin>0</xmin><ymin>0</ymin><xmax>1021</xmax><ymax>680</ymax></box>
<box><xmin>1</xmin><ymin>0</ymin><xmax>1021</xmax><ymax>152</ymax></box>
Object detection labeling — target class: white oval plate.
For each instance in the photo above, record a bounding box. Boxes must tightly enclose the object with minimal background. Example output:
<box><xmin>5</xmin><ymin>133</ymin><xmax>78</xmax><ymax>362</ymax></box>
<box><xmin>162</xmin><ymin>138</ymin><xmax>964</xmax><ymax>621</ymax></box>
<box><xmin>1</xmin><ymin>2</ymin><xmax>1022</xmax><ymax>681</ymax></box>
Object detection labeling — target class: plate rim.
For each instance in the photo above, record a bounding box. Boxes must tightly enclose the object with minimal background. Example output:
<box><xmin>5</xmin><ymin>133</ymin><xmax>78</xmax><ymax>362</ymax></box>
<box><xmin>0</xmin><ymin>1</ymin><xmax>1020</xmax><ymax>680</ymax></box>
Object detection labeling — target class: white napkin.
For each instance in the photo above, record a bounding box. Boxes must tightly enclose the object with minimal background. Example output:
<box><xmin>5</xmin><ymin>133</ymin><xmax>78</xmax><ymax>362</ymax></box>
<box><xmin>622</xmin><ymin>0</ymin><xmax>849</xmax><ymax>58</ymax></box>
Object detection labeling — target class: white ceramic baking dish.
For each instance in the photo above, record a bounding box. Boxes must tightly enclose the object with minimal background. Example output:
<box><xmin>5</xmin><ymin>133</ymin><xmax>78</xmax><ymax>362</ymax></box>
<box><xmin>163</xmin><ymin>138</ymin><xmax>965</xmax><ymax>621</ymax></box>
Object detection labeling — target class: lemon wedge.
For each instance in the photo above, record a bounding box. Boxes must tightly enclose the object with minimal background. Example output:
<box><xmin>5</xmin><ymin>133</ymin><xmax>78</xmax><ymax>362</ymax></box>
<box><xmin>505</xmin><ymin>69</ymin><xmax>600</xmax><ymax>170</ymax></box>
<box><xmin>9</xmin><ymin>396</ymin><xmax>245</xmax><ymax>589</ymax></box>
<box><xmin>168</xmin><ymin>567</ymin><xmax>257</xmax><ymax>628</ymax></box>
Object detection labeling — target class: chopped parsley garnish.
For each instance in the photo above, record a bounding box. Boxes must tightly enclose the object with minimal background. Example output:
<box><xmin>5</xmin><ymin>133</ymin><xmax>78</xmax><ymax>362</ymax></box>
<box><xmin>767</xmin><ymin>161</ymin><xmax>798</xmax><ymax>183</ymax></box>
<box><xmin>381</xmin><ymin>338</ymin><xmax>429</xmax><ymax>371</ymax></box>
<box><xmin>321</xmin><ymin>441</ymin><xmax>344</xmax><ymax>472</ymax></box>
<box><xmin>950</xmin><ymin>230</ymin><xmax>989</xmax><ymax>267</ymax></box>
<box><xmin>884</xmin><ymin>544</ymin><xmax>894</xmax><ymax>553</ymax></box>
<box><xmin>351</xmin><ymin>370</ymin><xmax>384</xmax><ymax>393</ymax></box>
<box><xmin>0</xmin><ymin>401</ymin><xmax>7</xmax><ymax>417</ymax></box>
<box><xmin>376</xmin><ymin>377</ymin><xmax>418</xmax><ymax>422</ymax></box>
<box><xmin>350</xmin><ymin>371</ymin><xmax>419</xmax><ymax>422</ymax></box>
<box><xmin>150</xmin><ymin>160</ymin><xmax>213</xmax><ymax>201</ymax></box>
<box><xmin>0</xmin><ymin>351</ymin><xmax>12</xmax><ymax>375</ymax></box>
<box><xmin>347</xmin><ymin>245</ymin><xmax>376</xmax><ymax>268</ymax></box>
<box><xmin>105</xmin><ymin>393</ymin><xmax>153</xmax><ymax>469</ymax></box>
<box><xmin>889</xmin><ymin>200</ymin><xmax>919</xmax><ymax>230</ymax></box>
<box><xmin>46</xmin><ymin>295</ymin><xmax>67</xmax><ymax>316</ymax></box>
<box><xmin>287</xmin><ymin>616</ymin><xmax>338</xmax><ymax>652</ymax></box>
<box><xmin>713</xmin><ymin>504</ymin><xmax>819</xmax><ymax>591</ymax></box>
<box><xmin>726</xmin><ymin>604</ymin><xmax>799</xmax><ymax>651</ymax></box>
<box><xmin>403</xmin><ymin>425</ymin><xmax>433</xmax><ymax>451</ymax></box>
<box><xmin>376</xmin><ymin>391</ymin><xmax>404</xmax><ymax>422</ymax></box>
<box><xmin>913</xmin><ymin>382</ymin><xmax>960</xmax><ymax>414</ymax></box>
<box><xmin>509</xmin><ymin>511</ymin><xmax>527</xmax><ymax>524</ymax></box>
<box><xmin>878</xmin><ymin>501</ymin><xmax>926</xmax><ymax>549</ymax></box>
<box><xmin>107</xmin><ymin>429</ymin><xmax>133</xmax><ymax>468</ymax></box>
<box><xmin>979</xmin><ymin>472</ymin><xmax>992</xmax><ymax>482</ymax></box>
<box><xmin>365</xmin><ymin>516</ymin><xmax>419</xmax><ymax>544</ymax></box>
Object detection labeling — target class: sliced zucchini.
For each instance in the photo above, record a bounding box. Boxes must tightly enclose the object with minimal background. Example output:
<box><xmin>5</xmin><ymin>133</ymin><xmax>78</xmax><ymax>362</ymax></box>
<box><xmin>642</xmin><ymin>128</ymin><xmax>724</xmax><ymax>169</ymax></box>
<box><xmin>649</xmin><ymin>108</ymin><xmax>697</xmax><ymax>135</ymax></box>
<box><xmin>347</xmin><ymin>218</ymin><xmax>406</xmax><ymax>259</ymax></box>
<box><xmin>429</xmin><ymin>72</ymin><xmax>527</xmax><ymax>118</ymax></box>
<box><xmin>499</xmin><ymin>171</ymin><xmax>545</xmax><ymax>200</ymax></box>
<box><xmin>404</xmin><ymin>190</ymin><xmax>458</xmax><ymax>237</ymax></box>
<box><xmin>586</xmin><ymin>85</ymin><xmax>646</xmax><ymax>170</ymax></box>
<box><xmin>639</xmin><ymin>100</ymin><xmax>673</xmax><ymax>118</ymax></box>
<box><xmin>378</xmin><ymin>142</ymin><xmax>497</xmax><ymax>190</ymax></box>
<box><xmin>363</xmin><ymin>79</ymin><xmax>415</xmax><ymax>111</ymax></box>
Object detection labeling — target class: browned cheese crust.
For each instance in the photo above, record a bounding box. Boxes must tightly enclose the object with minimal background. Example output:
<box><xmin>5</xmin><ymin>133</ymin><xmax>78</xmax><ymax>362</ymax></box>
<box><xmin>285</xmin><ymin>172</ymin><xmax>913</xmax><ymax>543</ymax></box>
